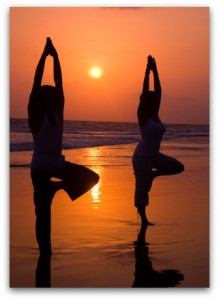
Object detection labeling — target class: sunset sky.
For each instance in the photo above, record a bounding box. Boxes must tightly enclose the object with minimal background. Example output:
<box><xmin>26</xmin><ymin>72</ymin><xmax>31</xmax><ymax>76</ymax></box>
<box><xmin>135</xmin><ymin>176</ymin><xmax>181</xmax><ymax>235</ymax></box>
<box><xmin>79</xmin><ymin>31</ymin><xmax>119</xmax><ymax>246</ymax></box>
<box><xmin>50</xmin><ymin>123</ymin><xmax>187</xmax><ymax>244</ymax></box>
<box><xmin>10</xmin><ymin>7</ymin><xmax>209</xmax><ymax>124</ymax></box>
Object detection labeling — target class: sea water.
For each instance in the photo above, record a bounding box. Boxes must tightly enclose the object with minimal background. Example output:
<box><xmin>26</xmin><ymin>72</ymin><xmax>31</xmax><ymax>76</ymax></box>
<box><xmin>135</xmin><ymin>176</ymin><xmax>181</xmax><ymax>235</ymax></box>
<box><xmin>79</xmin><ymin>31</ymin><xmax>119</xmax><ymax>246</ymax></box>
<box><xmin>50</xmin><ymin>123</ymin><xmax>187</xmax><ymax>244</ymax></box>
<box><xmin>10</xmin><ymin>118</ymin><xmax>209</xmax><ymax>167</ymax></box>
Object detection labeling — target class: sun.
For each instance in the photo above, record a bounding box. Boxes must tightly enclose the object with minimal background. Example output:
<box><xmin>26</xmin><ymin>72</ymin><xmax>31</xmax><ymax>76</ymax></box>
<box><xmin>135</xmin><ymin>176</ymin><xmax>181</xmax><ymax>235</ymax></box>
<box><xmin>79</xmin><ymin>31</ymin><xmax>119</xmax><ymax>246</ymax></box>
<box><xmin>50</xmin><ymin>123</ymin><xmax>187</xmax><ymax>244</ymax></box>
<box><xmin>88</xmin><ymin>67</ymin><xmax>103</xmax><ymax>79</ymax></box>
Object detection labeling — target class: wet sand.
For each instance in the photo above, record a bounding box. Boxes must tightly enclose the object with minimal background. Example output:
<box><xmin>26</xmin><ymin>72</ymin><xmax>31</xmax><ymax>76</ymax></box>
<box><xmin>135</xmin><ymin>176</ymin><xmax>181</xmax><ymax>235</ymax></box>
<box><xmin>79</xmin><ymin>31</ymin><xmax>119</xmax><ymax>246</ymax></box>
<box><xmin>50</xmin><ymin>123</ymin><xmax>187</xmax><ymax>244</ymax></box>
<box><xmin>10</xmin><ymin>142</ymin><xmax>209</xmax><ymax>288</ymax></box>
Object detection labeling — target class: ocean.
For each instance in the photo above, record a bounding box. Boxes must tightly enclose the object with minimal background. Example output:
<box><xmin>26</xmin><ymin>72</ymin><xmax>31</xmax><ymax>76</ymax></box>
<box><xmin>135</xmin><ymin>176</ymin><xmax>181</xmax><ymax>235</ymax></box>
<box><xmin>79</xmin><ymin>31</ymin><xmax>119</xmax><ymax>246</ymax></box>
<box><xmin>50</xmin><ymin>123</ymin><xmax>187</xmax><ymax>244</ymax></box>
<box><xmin>10</xmin><ymin>118</ymin><xmax>209</xmax><ymax>168</ymax></box>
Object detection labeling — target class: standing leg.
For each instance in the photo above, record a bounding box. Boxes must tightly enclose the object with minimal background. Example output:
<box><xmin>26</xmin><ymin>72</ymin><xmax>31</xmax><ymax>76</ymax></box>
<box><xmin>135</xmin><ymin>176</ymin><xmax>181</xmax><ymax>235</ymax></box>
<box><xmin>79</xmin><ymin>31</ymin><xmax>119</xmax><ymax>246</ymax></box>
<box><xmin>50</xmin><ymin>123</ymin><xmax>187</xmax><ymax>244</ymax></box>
<box><xmin>31</xmin><ymin>172</ymin><xmax>53</xmax><ymax>255</ymax></box>
<box><xmin>137</xmin><ymin>206</ymin><xmax>154</xmax><ymax>226</ymax></box>
<box><xmin>132</xmin><ymin>155</ymin><xmax>153</xmax><ymax>225</ymax></box>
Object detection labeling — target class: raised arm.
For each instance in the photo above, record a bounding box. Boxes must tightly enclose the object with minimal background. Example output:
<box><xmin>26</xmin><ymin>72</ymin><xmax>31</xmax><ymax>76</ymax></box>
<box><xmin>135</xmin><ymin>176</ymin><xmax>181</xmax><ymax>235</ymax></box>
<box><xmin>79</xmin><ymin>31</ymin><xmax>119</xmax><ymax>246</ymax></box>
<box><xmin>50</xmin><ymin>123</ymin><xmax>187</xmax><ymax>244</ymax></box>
<box><xmin>138</xmin><ymin>59</ymin><xmax>151</xmax><ymax>127</ymax></box>
<box><xmin>54</xmin><ymin>54</ymin><xmax>63</xmax><ymax>91</ymax></box>
<box><xmin>150</xmin><ymin>56</ymin><xmax>162</xmax><ymax>95</ymax></box>
<box><xmin>141</xmin><ymin>59</ymin><xmax>151</xmax><ymax>95</ymax></box>
<box><xmin>28</xmin><ymin>38</ymin><xmax>64</xmax><ymax>131</ymax></box>
<box><xmin>31</xmin><ymin>40</ymin><xmax>50</xmax><ymax>93</ymax></box>
<box><xmin>28</xmin><ymin>40</ymin><xmax>49</xmax><ymax>126</ymax></box>
<box><xmin>137</xmin><ymin>56</ymin><xmax>162</xmax><ymax>127</ymax></box>
<box><xmin>47</xmin><ymin>38</ymin><xmax>63</xmax><ymax>93</ymax></box>
<box><xmin>28</xmin><ymin>43</ymin><xmax>47</xmax><ymax>133</ymax></box>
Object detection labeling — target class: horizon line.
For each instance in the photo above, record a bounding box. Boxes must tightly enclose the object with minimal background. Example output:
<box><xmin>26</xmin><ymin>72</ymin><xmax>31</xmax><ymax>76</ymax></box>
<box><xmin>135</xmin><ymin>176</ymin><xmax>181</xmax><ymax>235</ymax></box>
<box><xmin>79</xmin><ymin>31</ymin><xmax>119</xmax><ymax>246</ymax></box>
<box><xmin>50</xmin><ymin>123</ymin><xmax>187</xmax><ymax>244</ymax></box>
<box><xmin>10</xmin><ymin>117</ymin><xmax>209</xmax><ymax>127</ymax></box>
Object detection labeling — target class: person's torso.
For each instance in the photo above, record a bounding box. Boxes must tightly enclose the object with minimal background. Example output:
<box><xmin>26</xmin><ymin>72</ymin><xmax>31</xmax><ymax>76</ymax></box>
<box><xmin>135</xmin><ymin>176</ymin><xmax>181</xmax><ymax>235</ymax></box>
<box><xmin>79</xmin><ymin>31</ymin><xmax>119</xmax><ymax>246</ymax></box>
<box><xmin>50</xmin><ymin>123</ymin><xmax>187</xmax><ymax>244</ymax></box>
<box><xmin>134</xmin><ymin>117</ymin><xmax>166</xmax><ymax>157</ymax></box>
<box><xmin>31</xmin><ymin>113</ymin><xmax>65</xmax><ymax>172</ymax></box>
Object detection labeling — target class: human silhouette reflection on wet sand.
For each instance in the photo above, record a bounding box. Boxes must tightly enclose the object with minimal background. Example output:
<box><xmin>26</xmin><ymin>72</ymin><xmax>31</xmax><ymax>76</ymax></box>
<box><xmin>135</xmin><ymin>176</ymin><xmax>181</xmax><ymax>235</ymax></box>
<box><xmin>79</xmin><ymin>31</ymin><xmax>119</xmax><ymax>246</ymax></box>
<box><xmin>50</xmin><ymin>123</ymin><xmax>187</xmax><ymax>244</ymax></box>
<box><xmin>35</xmin><ymin>255</ymin><xmax>51</xmax><ymax>287</ymax></box>
<box><xmin>132</xmin><ymin>225</ymin><xmax>184</xmax><ymax>288</ymax></box>
<box><xmin>35</xmin><ymin>225</ymin><xmax>184</xmax><ymax>288</ymax></box>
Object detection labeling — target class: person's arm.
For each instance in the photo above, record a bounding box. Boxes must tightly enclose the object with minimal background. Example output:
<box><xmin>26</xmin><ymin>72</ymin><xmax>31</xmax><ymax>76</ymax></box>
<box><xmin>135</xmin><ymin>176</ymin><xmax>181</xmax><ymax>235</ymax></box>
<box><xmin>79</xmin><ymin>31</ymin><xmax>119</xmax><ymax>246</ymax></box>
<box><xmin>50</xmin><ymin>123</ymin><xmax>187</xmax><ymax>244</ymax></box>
<box><xmin>53</xmin><ymin>54</ymin><xmax>63</xmax><ymax>92</ymax></box>
<box><xmin>142</xmin><ymin>63</ymin><xmax>150</xmax><ymax>95</ymax></box>
<box><xmin>28</xmin><ymin>39</ymin><xmax>50</xmax><ymax>133</ymax></box>
<box><xmin>47</xmin><ymin>38</ymin><xmax>63</xmax><ymax>93</ymax></box>
<box><xmin>28</xmin><ymin>39</ymin><xmax>49</xmax><ymax>113</ymax></box>
<box><xmin>138</xmin><ymin>60</ymin><xmax>151</xmax><ymax>127</ymax></box>
<box><xmin>151</xmin><ymin>57</ymin><xmax>162</xmax><ymax>96</ymax></box>
<box><xmin>31</xmin><ymin>41</ymin><xmax>49</xmax><ymax>94</ymax></box>
<box><xmin>28</xmin><ymin>41</ymin><xmax>49</xmax><ymax>125</ymax></box>
<box><xmin>47</xmin><ymin>38</ymin><xmax>64</xmax><ymax>117</ymax></box>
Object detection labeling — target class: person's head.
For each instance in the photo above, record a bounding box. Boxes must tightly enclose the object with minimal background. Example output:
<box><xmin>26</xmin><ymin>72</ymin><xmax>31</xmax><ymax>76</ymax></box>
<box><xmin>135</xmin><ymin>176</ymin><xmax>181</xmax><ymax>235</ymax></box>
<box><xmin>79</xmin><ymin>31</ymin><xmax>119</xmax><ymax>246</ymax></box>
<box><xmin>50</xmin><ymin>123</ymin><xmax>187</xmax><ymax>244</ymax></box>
<box><xmin>140</xmin><ymin>91</ymin><xmax>161</xmax><ymax>116</ymax></box>
<box><xmin>37</xmin><ymin>85</ymin><xmax>58</xmax><ymax>112</ymax></box>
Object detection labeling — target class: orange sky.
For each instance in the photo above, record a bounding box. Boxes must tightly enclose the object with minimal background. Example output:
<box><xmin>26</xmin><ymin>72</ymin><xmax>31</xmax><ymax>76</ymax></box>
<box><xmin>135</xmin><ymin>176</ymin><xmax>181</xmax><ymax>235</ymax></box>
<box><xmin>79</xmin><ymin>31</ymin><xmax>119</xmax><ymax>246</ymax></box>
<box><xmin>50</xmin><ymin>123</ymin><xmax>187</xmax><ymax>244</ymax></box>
<box><xmin>10</xmin><ymin>7</ymin><xmax>209</xmax><ymax>124</ymax></box>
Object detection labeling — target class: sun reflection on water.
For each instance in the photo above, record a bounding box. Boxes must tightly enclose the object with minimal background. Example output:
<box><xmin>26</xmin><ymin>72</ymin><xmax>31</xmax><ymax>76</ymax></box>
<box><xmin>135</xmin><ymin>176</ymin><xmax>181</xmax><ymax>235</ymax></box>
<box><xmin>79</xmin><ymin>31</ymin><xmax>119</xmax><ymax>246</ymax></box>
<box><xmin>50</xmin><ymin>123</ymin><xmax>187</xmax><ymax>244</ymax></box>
<box><xmin>91</xmin><ymin>182</ymin><xmax>101</xmax><ymax>209</ymax></box>
<box><xmin>85</xmin><ymin>147</ymin><xmax>102</xmax><ymax>209</ymax></box>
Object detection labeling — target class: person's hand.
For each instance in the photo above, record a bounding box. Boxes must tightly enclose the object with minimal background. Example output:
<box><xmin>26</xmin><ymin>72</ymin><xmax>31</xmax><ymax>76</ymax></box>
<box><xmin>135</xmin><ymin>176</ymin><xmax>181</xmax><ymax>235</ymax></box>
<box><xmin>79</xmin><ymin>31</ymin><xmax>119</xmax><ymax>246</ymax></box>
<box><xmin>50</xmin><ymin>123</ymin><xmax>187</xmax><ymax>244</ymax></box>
<box><xmin>46</xmin><ymin>37</ymin><xmax>58</xmax><ymax>58</ymax></box>
<box><xmin>146</xmin><ymin>55</ymin><xmax>152</xmax><ymax>73</ymax></box>
<box><xmin>147</xmin><ymin>55</ymin><xmax>157</xmax><ymax>71</ymax></box>
<box><xmin>42</xmin><ymin>39</ymin><xmax>50</xmax><ymax>57</ymax></box>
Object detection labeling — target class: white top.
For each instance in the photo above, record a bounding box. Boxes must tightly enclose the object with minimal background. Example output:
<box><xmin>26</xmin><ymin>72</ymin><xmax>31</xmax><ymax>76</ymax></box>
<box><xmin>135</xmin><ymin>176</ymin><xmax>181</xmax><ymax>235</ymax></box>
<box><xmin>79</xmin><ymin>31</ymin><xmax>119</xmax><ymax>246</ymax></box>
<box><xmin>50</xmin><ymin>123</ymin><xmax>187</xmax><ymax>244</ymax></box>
<box><xmin>31</xmin><ymin>113</ymin><xmax>65</xmax><ymax>173</ymax></box>
<box><xmin>134</xmin><ymin>117</ymin><xmax>165</xmax><ymax>157</ymax></box>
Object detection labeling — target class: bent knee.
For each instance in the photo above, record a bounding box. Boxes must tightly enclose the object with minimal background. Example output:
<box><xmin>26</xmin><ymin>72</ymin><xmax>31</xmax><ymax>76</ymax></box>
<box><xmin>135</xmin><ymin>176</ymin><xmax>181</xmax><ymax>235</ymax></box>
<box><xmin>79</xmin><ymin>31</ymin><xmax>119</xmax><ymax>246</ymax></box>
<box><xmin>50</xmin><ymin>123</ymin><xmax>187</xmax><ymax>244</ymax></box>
<box><xmin>176</xmin><ymin>161</ymin><xmax>184</xmax><ymax>173</ymax></box>
<box><xmin>92</xmin><ymin>172</ymin><xmax>100</xmax><ymax>185</ymax></box>
<box><xmin>95</xmin><ymin>173</ymin><xmax>100</xmax><ymax>183</ymax></box>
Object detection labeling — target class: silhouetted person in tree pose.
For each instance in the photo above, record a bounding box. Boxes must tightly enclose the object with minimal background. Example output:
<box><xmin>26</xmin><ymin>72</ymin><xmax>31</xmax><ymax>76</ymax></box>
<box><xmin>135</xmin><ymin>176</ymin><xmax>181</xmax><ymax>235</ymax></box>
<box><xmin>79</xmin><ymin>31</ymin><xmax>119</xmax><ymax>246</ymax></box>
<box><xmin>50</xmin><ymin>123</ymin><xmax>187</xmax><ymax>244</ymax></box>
<box><xmin>28</xmin><ymin>38</ymin><xmax>99</xmax><ymax>255</ymax></box>
<box><xmin>132</xmin><ymin>55</ymin><xmax>184</xmax><ymax>225</ymax></box>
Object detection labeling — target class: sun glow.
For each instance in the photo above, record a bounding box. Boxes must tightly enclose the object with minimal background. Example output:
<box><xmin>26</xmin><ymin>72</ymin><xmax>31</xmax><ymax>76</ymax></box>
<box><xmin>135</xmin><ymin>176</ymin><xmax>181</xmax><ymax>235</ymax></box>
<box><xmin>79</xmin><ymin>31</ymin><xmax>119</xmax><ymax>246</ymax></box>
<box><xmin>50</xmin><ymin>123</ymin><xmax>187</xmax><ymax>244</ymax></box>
<box><xmin>88</xmin><ymin>67</ymin><xmax>103</xmax><ymax>79</ymax></box>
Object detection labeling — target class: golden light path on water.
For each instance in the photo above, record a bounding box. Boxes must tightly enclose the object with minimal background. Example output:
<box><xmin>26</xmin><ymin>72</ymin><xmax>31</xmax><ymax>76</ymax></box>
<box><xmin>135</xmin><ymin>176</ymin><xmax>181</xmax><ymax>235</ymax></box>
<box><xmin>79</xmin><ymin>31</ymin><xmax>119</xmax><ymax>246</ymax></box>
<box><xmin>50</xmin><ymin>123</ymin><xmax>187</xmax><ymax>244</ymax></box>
<box><xmin>91</xmin><ymin>182</ymin><xmax>101</xmax><ymax>209</ymax></box>
<box><xmin>86</xmin><ymin>147</ymin><xmax>102</xmax><ymax>209</ymax></box>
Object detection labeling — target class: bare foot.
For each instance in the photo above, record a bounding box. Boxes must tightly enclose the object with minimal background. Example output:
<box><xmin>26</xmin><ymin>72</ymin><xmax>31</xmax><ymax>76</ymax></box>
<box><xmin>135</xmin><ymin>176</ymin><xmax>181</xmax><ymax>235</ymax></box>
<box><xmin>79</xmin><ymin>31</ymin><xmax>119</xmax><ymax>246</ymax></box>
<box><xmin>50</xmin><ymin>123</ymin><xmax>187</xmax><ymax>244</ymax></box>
<box><xmin>137</xmin><ymin>207</ymin><xmax>154</xmax><ymax>226</ymax></box>
<box><xmin>142</xmin><ymin>219</ymin><xmax>154</xmax><ymax>226</ymax></box>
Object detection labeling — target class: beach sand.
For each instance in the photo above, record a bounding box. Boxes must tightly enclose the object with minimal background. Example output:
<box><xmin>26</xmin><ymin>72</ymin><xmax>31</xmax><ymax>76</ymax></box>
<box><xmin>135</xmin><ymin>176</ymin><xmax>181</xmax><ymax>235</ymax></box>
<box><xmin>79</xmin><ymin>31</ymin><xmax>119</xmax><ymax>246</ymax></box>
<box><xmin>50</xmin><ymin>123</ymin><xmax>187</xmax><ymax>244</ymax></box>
<box><xmin>10</xmin><ymin>142</ymin><xmax>209</xmax><ymax>288</ymax></box>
